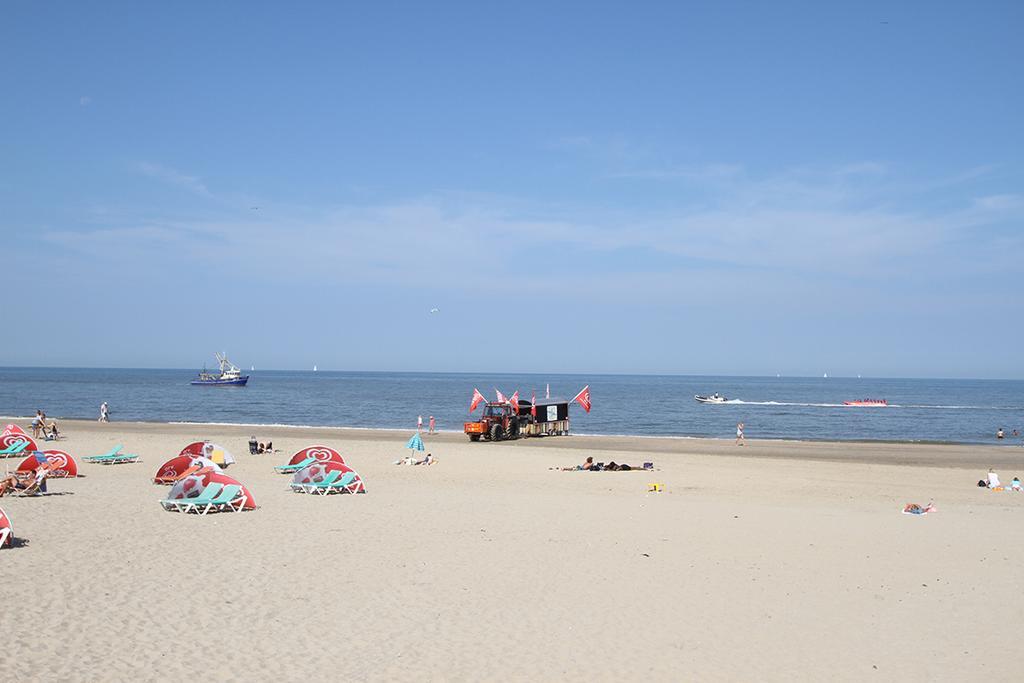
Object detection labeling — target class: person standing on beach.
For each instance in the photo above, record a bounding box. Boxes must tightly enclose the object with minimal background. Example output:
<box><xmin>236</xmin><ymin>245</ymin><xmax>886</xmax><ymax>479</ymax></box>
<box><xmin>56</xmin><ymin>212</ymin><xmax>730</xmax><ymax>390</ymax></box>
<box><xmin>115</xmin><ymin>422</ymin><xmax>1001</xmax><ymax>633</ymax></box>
<box><xmin>736</xmin><ymin>422</ymin><xmax>745</xmax><ymax>446</ymax></box>
<box><xmin>418</xmin><ymin>415</ymin><xmax>423</xmax><ymax>432</ymax></box>
<box><xmin>428</xmin><ymin>415</ymin><xmax>435</xmax><ymax>434</ymax></box>
<box><xmin>99</xmin><ymin>401</ymin><xmax>109</xmax><ymax>423</ymax></box>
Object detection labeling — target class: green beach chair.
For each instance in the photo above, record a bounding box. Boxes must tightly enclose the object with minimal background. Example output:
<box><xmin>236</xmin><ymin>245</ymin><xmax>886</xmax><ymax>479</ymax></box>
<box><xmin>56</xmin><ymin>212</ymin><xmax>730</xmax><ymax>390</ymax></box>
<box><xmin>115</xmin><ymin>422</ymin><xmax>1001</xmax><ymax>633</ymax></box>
<box><xmin>290</xmin><ymin>469</ymin><xmax>342</xmax><ymax>494</ymax></box>
<box><xmin>83</xmin><ymin>445</ymin><xmax>123</xmax><ymax>462</ymax></box>
<box><xmin>99</xmin><ymin>453</ymin><xmax>140</xmax><ymax>465</ymax></box>
<box><xmin>190</xmin><ymin>484</ymin><xmax>244</xmax><ymax>515</ymax></box>
<box><xmin>317</xmin><ymin>471</ymin><xmax>358</xmax><ymax>495</ymax></box>
<box><xmin>274</xmin><ymin>456</ymin><xmax>316</xmax><ymax>474</ymax></box>
<box><xmin>0</xmin><ymin>441</ymin><xmax>30</xmax><ymax>458</ymax></box>
<box><xmin>160</xmin><ymin>483</ymin><xmax>224</xmax><ymax>512</ymax></box>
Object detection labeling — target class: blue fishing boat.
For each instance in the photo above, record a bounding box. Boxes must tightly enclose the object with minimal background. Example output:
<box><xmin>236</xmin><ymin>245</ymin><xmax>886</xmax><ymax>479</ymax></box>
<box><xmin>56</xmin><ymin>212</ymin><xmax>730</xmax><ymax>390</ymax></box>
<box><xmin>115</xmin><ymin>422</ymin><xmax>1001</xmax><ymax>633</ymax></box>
<box><xmin>191</xmin><ymin>353</ymin><xmax>249</xmax><ymax>386</ymax></box>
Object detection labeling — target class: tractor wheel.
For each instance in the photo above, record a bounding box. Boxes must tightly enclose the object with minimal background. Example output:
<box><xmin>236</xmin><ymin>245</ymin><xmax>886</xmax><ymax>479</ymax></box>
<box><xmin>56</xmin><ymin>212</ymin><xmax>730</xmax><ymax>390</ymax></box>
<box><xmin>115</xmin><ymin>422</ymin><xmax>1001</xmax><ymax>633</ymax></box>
<box><xmin>490</xmin><ymin>424</ymin><xmax>503</xmax><ymax>441</ymax></box>
<box><xmin>469</xmin><ymin>434</ymin><xmax>481</xmax><ymax>442</ymax></box>
<box><xmin>507</xmin><ymin>422</ymin><xmax>519</xmax><ymax>440</ymax></box>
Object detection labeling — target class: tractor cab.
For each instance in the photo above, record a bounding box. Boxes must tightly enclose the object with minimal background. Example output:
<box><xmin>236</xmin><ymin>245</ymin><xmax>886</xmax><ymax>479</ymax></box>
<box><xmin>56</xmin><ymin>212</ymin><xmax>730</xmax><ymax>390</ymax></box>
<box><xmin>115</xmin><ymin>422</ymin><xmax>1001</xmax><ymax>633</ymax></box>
<box><xmin>483</xmin><ymin>402</ymin><xmax>512</xmax><ymax>418</ymax></box>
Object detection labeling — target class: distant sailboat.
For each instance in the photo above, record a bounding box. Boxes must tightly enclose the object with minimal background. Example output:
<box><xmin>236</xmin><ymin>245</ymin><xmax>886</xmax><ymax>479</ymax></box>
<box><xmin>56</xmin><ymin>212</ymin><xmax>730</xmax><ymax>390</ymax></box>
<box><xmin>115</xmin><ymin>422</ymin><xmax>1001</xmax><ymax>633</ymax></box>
<box><xmin>313</xmin><ymin>365</ymin><xmax>318</xmax><ymax>372</ymax></box>
<box><xmin>250</xmin><ymin>365</ymin><xmax>255</xmax><ymax>371</ymax></box>
<box><xmin>823</xmin><ymin>372</ymin><xmax>828</xmax><ymax>378</ymax></box>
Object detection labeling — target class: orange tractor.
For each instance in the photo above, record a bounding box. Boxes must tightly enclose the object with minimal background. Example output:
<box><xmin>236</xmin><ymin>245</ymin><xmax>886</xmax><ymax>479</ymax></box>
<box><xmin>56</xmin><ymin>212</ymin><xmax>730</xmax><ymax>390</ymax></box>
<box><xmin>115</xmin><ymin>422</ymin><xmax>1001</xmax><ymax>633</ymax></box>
<box><xmin>464</xmin><ymin>399</ymin><xmax>571</xmax><ymax>442</ymax></box>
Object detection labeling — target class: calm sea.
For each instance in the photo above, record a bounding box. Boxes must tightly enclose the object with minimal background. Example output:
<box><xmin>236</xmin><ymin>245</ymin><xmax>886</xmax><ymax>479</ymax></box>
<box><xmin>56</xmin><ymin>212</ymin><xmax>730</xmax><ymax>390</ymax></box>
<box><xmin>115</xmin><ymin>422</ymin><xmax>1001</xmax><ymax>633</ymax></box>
<box><xmin>0</xmin><ymin>368</ymin><xmax>1021</xmax><ymax>445</ymax></box>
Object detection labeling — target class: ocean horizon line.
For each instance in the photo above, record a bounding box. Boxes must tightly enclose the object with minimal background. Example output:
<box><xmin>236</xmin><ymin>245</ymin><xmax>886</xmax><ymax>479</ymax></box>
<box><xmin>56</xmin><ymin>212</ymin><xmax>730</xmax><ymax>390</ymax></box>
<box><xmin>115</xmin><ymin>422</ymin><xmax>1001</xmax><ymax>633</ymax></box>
<box><xmin>0</xmin><ymin>365</ymin><xmax>1021</xmax><ymax>382</ymax></box>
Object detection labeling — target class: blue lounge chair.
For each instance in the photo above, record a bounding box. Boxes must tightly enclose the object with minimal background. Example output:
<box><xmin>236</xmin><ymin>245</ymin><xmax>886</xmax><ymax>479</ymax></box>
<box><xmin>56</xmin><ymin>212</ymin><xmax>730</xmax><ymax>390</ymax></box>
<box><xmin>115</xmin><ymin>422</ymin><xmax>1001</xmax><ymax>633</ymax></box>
<box><xmin>160</xmin><ymin>483</ymin><xmax>224</xmax><ymax>512</ymax></box>
<box><xmin>274</xmin><ymin>456</ymin><xmax>316</xmax><ymax>474</ymax></box>
<box><xmin>83</xmin><ymin>445</ymin><xmax>123</xmax><ymax>462</ymax></box>
<box><xmin>290</xmin><ymin>469</ymin><xmax>342</xmax><ymax>494</ymax></box>
<box><xmin>0</xmin><ymin>441</ymin><xmax>30</xmax><ymax>458</ymax></box>
<box><xmin>96</xmin><ymin>453</ymin><xmax>139</xmax><ymax>465</ymax></box>
<box><xmin>311</xmin><ymin>471</ymin><xmax>358</xmax><ymax>496</ymax></box>
<box><xmin>190</xmin><ymin>484</ymin><xmax>244</xmax><ymax>515</ymax></box>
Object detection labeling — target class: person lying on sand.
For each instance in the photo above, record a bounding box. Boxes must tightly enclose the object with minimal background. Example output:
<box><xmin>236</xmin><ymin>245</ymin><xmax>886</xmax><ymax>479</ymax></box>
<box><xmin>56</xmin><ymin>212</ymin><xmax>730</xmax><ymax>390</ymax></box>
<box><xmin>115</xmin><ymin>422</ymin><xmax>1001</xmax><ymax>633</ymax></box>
<box><xmin>555</xmin><ymin>456</ymin><xmax>595</xmax><ymax>471</ymax></box>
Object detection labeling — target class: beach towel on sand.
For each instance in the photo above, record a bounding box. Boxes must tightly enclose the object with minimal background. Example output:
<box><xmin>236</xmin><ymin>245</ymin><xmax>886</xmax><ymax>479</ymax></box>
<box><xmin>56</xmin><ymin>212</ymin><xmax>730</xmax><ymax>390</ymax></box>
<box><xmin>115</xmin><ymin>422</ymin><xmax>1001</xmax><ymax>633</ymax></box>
<box><xmin>902</xmin><ymin>503</ymin><xmax>937</xmax><ymax>515</ymax></box>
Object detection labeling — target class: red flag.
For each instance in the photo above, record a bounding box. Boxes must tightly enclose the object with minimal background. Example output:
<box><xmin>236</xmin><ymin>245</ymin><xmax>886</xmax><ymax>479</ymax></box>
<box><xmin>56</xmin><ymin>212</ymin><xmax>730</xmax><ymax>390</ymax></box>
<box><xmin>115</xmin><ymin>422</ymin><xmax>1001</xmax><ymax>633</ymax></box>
<box><xmin>530</xmin><ymin>391</ymin><xmax>537</xmax><ymax>417</ymax></box>
<box><xmin>495</xmin><ymin>388</ymin><xmax>507</xmax><ymax>403</ymax></box>
<box><xmin>469</xmin><ymin>388</ymin><xmax>486</xmax><ymax>413</ymax></box>
<box><xmin>572</xmin><ymin>385</ymin><xmax>592</xmax><ymax>413</ymax></box>
<box><xmin>509</xmin><ymin>390</ymin><xmax>520</xmax><ymax>413</ymax></box>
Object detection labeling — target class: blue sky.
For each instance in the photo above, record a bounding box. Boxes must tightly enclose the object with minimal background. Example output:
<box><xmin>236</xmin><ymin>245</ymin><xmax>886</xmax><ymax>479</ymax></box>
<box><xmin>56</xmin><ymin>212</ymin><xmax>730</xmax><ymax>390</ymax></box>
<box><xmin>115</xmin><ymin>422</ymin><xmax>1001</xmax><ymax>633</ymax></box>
<box><xmin>1</xmin><ymin>1</ymin><xmax>1021</xmax><ymax>377</ymax></box>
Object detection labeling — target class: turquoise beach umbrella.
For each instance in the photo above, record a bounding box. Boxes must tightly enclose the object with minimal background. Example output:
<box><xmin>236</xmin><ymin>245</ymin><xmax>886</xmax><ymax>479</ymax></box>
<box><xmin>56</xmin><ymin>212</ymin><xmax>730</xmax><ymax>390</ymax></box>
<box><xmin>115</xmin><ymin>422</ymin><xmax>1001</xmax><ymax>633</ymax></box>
<box><xmin>405</xmin><ymin>433</ymin><xmax>425</xmax><ymax>453</ymax></box>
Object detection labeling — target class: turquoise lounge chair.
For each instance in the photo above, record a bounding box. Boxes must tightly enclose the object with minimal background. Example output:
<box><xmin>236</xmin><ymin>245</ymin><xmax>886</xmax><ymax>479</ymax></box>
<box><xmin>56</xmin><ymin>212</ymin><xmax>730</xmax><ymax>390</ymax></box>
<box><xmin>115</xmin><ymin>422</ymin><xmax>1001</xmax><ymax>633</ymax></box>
<box><xmin>160</xmin><ymin>483</ymin><xmax>224</xmax><ymax>512</ymax></box>
<box><xmin>311</xmin><ymin>471</ymin><xmax>358</xmax><ymax>496</ymax></box>
<box><xmin>290</xmin><ymin>469</ymin><xmax>341</xmax><ymax>494</ymax></box>
<box><xmin>274</xmin><ymin>456</ymin><xmax>316</xmax><ymax>474</ymax></box>
<box><xmin>190</xmin><ymin>484</ymin><xmax>244</xmax><ymax>515</ymax></box>
<box><xmin>83</xmin><ymin>445</ymin><xmax>123</xmax><ymax>462</ymax></box>
<box><xmin>0</xmin><ymin>441</ymin><xmax>29</xmax><ymax>458</ymax></box>
<box><xmin>96</xmin><ymin>453</ymin><xmax>139</xmax><ymax>465</ymax></box>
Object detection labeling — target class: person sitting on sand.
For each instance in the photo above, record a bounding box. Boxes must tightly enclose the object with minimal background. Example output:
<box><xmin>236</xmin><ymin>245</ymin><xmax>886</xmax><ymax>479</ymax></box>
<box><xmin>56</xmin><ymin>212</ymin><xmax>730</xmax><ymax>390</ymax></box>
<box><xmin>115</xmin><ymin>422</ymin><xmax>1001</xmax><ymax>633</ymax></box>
<box><xmin>987</xmin><ymin>469</ymin><xmax>1001</xmax><ymax>488</ymax></box>
<box><xmin>48</xmin><ymin>421</ymin><xmax>59</xmax><ymax>440</ymax></box>
<box><xmin>415</xmin><ymin>452</ymin><xmax>435</xmax><ymax>466</ymax></box>
<box><xmin>264</xmin><ymin>441</ymin><xmax>273</xmax><ymax>453</ymax></box>
<box><xmin>1012</xmin><ymin>477</ymin><xmax>1022</xmax><ymax>492</ymax></box>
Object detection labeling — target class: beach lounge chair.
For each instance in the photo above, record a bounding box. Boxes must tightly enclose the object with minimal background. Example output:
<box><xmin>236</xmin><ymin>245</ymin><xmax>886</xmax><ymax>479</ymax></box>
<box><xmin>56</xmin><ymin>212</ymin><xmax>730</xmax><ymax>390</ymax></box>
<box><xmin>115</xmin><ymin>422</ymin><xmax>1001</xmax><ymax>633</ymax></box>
<box><xmin>190</xmin><ymin>484</ymin><xmax>245</xmax><ymax>515</ymax></box>
<box><xmin>291</xmin><ymin>469</ymin><xmax>342</xmax><ymax>494</ymax></box>
<box><xmin>305</xmin><ymin>471</ymin><xmax>359</xmax><ymax>496</ymax></box>
<box><xmin>83</xmin><ymin>446</ymin><xmax>124</xmax><ymax>462</ymax></box>
<box><xmin>0</xmin><ymin>441</ymin><xmax>30</xmax><ymax>458</ymax></box>
<box><xmin>14</xmin><ymin>469</ymin><xmax>49</xmax><ymax>497</ymax></box>
<box><xmin>160</xmin><ymin>483</ymin><xmax>224</xmax><ymax>512</ymax></box>
<box><xmin>275</xmin><ymin>456</ymin><xmax>316</xmax><ymax>474</ymax></box>
<box><xmin>153</xmin><ymin>465</ymin><xmax>200</xmax><ymax>485</ymax></box>
<box><xmin>94</xmin><ymin>452</ymin><xmax>140</xmax><ymax>465</ymax></box>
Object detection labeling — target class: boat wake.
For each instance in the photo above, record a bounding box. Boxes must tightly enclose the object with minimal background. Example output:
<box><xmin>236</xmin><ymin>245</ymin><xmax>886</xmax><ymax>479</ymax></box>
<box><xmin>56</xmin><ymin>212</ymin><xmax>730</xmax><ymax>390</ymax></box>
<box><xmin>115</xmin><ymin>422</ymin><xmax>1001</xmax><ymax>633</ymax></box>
<box><xmin>721</xmin><ymin>400</ymin><xmax>1023</xmax><ymax>410</ymax></box>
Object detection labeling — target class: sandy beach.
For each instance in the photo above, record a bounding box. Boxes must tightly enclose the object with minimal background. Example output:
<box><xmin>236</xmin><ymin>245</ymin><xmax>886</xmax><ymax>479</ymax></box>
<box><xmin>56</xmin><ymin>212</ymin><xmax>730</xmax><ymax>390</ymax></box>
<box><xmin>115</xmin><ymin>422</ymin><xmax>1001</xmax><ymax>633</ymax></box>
<box><xmin>2</xmin><ymin>418</ymin><xmax>1023</xmax><ymax>681</ymax></box>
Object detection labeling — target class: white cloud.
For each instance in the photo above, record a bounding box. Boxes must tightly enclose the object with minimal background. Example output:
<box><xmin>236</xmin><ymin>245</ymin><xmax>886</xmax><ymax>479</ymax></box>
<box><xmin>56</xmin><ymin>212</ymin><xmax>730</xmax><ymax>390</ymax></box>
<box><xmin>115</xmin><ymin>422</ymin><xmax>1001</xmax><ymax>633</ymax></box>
<box><xmin>42</xmin><ymin>163</ymin><xmax>1024</xmax><ymax>308</ymax></box>
<box><xmin>137</xmin><ymin>162</ymin><xmax>213</xmax><ymax>198</ymax></box>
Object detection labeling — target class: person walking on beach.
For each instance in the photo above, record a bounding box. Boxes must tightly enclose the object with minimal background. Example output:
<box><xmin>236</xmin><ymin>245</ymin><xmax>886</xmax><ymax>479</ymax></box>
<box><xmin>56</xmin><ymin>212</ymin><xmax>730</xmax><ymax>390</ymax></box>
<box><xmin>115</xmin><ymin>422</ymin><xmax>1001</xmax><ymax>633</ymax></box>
<box><xmin>736</xmin><ymin>421</ymin><xmax>745</xmax><ymax>446</ymax></box>
<box><xmin>99</xmin><ymin>401</ymin><xmax>109</xmax><ymax>423</ymax></box>
<box><xmin>417</xmin><ymin>415</ymin><xmax>423</xmax><ymax>432</ymax></box>
<box><xmin>428</xmin><ymin>415</ymin><xmax>435</xmax><ymax>434</ymax></box>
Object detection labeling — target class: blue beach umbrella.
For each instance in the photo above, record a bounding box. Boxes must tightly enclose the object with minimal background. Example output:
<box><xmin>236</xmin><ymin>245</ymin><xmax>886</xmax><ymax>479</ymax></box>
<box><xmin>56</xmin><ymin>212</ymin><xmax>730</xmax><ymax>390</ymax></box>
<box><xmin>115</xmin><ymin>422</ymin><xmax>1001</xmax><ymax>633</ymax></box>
<box><xmin>405</xmin><ymin>433</ymin><xmax>425</xmax><ymax>454</ymax></box>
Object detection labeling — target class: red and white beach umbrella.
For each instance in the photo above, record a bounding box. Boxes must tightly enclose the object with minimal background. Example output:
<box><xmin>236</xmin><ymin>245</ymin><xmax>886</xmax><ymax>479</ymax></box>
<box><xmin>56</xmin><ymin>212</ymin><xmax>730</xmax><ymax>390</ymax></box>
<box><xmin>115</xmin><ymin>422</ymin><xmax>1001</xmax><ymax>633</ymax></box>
<box><xmin>165</xmin><ymin>470</ymin><xmax>256</xmax><ymax>510</ymax></box>
<box><xmin>0</xmin><ymin>433</ymin><xmax>37</xmax><ymax>453</ymax></box>
<box><xmin>291</xmin><ymin>460</ymin><xmax>365</xmax><ymax>493</ymax></box>
<box><xmin>152</xmin><ymin>455</ymin><xmax>222</xmax><ymax>483</ymax></box>
<box><xmin>2</xmin><ymin>424</ymin><xmax>26</xmax><ymax>436</ymax></box>
<box><xmin>0</xmin><ymin>507</ymin><xmax>12</xmax><ymax>548</ymax></box>
<box><xmin>286</xmin><ymin>445</ymin><xmax>345</xmax><ymax>467</ymax></box>
<box><xmin>16</xmin><ymin>450</ymin><xmax>78</xmax><ymax>478</ymax></box>
<box><xmin>179</xmin><ymin>442</ymin><xmax>235</xmax><ymax>467</ymax></box>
